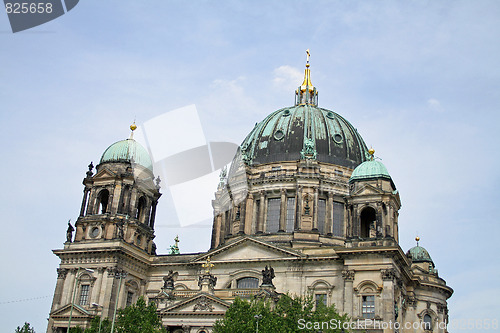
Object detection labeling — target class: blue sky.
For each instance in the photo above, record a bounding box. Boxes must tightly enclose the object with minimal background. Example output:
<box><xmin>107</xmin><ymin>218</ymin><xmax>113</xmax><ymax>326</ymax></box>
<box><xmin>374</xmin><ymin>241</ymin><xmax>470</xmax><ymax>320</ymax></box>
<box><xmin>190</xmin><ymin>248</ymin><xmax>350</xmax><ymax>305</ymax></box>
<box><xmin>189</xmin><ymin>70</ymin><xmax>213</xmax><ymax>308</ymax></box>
<box><xmin>1</xmin><ymin>1</ymin><xmax>499</xmax><ymax>331</ymax></box>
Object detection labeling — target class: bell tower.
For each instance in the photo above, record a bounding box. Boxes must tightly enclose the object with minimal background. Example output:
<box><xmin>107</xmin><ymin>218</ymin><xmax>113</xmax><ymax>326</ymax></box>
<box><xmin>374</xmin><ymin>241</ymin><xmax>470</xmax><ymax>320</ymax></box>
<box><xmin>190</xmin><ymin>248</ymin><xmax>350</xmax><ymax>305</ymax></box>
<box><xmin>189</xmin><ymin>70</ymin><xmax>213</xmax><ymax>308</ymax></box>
<box><xmin>74</xmin><ymin>123</ymin><xmax>161</xmax><ymax>254</ymax></box>
<box><xmin>345</xmin><ymin>149</ymin><xmax>401</xmax><ymax>242</ymax></box>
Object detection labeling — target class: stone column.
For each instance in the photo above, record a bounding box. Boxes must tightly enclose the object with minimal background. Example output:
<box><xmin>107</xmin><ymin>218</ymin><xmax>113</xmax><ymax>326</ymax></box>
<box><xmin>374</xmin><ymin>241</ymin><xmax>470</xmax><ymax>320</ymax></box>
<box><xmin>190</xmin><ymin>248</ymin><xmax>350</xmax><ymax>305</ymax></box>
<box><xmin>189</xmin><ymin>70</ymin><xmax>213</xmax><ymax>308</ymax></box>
<box><xmin>111</xmin><ymin>183</ymin><xmax>122</xmax><ymax>214</ymax></box>
<box><xmin>91</xmin><ymin>267</ymin><xmax>105</xmax><ymax>306</ymax></box>
<box><xmin>51</xmin><ymin>268</ymin><xmax>68</xmax><ymax>311</ymax></box>
<box><xmin>149</xmin><ymin>200</ymin><xmax>158</xmax><ymax>229</ymax></box>
<box><xmin>381</xmin><ymin>269</ymin><xmax>396</xmax><ymax>327</ymax></box>
<box><xmin>326</xmin><ymin>192</ymin><xmax>333</xmax><ymax>235</ymax></box>
<box><xmin>257</xmin><ymin>191</ymin><xmax>266</xmax><ymax>233</ymax></box>
<box><xmin>312</xmin><ymin>187</ymin><xmax>319</xmax><ymax>231</ymax></box>
<box><xmin>63</xmin><ymin>268</ymin><xmax>78</xmax><ymax>305</ymax></box>
<box><xmin>129</xmin><ymin>188</ymin><xmax>138</xmax><ymax>218</ymax></box>
<box><xmin>342</xmin><ymin>270</ymin><xmax>355</xmax><ymax>315</ymax></box>
<box><xmin>244</xmin><ymin>193</ymin><xmax>254</xmax><ymax>234</ymax></box>
<box><xmin>296</xmin><ymin>186</ymin><xmax>302</xmax><ymax>230</ymax></box>
<box><xmin>80</xmin><ymin>188</ymin><xmax>90</xmax><ymax>217</ymax></box>
<box><xmin>279</xmin><ymin>189</ymin><xmax>286</xmax><ymax>232</ymax></box>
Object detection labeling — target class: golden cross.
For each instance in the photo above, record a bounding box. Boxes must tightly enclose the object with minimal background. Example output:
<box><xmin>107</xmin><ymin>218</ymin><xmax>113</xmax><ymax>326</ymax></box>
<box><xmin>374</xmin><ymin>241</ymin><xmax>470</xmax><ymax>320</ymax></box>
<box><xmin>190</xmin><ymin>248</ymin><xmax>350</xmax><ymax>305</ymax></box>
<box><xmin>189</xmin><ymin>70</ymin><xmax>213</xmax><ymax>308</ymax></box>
<box><xmin>202</xmin><ymin>256</ymin><xmax>214</xmax><ymax>274</ymax></box>
<box><xmin>174</xmin><ymin>235</ymin><xmax>179</xmax><ymax>246</ymax></box>
<box><xmin>306</xmin><ymin>49</ymin><xmax>310</xmax><ymax>64</ymax></box>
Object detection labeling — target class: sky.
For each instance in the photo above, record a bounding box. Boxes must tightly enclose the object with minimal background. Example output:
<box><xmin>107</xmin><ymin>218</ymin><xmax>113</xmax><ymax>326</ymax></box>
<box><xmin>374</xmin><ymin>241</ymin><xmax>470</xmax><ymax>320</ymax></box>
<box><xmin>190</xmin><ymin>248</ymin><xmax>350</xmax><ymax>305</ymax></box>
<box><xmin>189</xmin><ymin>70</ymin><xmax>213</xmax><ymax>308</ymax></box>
<box><xmin>1</xmin><ymin>1</ymin><xmax>499</xmax><ymax>331</ymax></box>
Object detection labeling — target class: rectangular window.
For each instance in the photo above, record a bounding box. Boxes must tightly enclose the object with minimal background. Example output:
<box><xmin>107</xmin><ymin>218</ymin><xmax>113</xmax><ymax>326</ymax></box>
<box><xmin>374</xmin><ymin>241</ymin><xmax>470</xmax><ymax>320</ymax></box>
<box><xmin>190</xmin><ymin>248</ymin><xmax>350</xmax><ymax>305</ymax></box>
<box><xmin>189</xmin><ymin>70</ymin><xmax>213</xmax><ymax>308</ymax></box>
<box><xmin>333</xmin><ymin>201</ymin><xmax>344</xmax><ymax>237</ymax></box>
<box><xmin>266</xmin><ymin>198</ymin><xmax>281</xmax><ymax>233</ymax></box>
<box><xmin>317</xmin><ymin>199</ymin><xmax>326</xmax><ymax>233</ymax></box>
<box><xmin>79</xmin><ymin>285</ymin><xmax>90</xmax><ymax>305</ymax></box>
<box><xmin>362</xmin><ymin>295</ymin><xmax>375</xmax><ymax>319</ymax></box>
<box><xmin>315</xmin><ymin>293</ymin><xmax>327</xmax><ymax>308</ymax></box>
<box><xmin>286</xmin><ymin>198</ymin><xmax>295</xmax><ymax>232</ymax></box>
<box><xmin>126</xmin><ymin>291</ymin><xmax>134</xmax><ymax>307</ymax></box>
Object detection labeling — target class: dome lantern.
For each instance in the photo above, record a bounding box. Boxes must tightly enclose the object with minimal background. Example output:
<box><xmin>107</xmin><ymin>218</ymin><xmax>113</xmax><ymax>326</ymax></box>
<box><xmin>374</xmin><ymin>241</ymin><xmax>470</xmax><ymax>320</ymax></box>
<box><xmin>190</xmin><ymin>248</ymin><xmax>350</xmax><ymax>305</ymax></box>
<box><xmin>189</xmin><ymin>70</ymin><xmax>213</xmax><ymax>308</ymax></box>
<box><xmin>295</xmin><ymin>49</ymin><xmax>318</xmax><ymax>106</ymax></box>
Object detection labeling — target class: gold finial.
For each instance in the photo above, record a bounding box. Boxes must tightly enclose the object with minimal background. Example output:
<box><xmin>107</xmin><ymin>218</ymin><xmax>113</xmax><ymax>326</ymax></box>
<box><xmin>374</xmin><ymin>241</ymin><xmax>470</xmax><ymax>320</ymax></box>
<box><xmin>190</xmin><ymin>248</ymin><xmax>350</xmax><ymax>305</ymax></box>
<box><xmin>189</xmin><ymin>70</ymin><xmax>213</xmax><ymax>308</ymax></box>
<box><xmin>416</xmin><ymin>236</ymin><xmax>420</xmax><ymax>246</ymax></box>
<box><xmin>130</xmin><ymin>122</ymin><xmax>137</xmax><ymax>131</ymax></box>
<box><xmin>202</xmin><ymin>256</ymin><xmax>214</xmax><ymax>274</ymax></box>
<box><xmin>368</xmin><ymin>148</ymin><xmax>375</xmax><ymax>160</ymax></box>
<box><xmin>300</xmin><ymin>49</ymin><xmax>314</xmax><ymax>92</ymax></box>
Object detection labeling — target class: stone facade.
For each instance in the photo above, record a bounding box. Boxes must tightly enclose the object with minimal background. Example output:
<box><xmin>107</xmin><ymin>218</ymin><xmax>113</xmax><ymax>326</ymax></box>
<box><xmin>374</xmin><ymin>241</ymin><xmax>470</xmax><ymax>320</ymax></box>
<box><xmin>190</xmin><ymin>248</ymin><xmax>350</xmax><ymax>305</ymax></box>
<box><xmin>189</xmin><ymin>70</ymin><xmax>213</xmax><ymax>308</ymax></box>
<box><xmin>47</xmin><ymin>62</ymin><xmax>452</xmax><ymax>333</ymax></box>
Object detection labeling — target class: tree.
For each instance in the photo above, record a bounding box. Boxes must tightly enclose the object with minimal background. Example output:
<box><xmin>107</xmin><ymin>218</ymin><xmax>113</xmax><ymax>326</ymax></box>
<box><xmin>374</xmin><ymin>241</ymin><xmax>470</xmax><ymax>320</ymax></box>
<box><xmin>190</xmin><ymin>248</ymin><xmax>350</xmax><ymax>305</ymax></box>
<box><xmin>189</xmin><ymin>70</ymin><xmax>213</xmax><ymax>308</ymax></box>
<box><xmin>114</xmin><ymin>296</ymin><xmax>166</xmax><ymax>333</ymax></box>
<box><xmin>213</xmin><ymin>294</ymin><xmax>350</xmax><ymax>333</ymax></box>
<box><xmin>15</xmin><ymin>323</ymin><xmax>35</xmax><ymax>333</ymax></box>
<box><xmin>84</xmin><ymin>316</ymin><xmax>112</xmax><ymax>333</ymax></box>
<box><xmin>69</xmin><ymin>327</ymin><xmax>84</xmax><ymax>333</ymax></box>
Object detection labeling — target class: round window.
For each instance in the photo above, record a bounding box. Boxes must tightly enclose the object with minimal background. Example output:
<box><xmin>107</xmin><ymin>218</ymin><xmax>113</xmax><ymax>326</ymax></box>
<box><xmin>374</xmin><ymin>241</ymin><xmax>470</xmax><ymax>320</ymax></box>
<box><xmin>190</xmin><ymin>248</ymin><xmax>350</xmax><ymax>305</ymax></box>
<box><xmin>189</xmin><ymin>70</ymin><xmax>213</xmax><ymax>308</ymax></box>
<box><xmin>326</xmin><ymin>111</ymin><xmax>335</xmax><ymax>119</ymax></box>
<box><xmin>333</xmin><ymin>133</ymin><xmax>343</xmax><ymax>144</ymax></box>
<box><xmin>90</xmin><ymin>227</ymin><xmax>100</xmax><ymax>238</ymax></box>
<box><xmin>282</xmin><ymin>109</ymin><xmax>290</xmax><ymax>117</ymax></box>
<box><xmin>274</xmin><ymin>130</ymin><xmax>285</xmax><ymax>141</ymax></box>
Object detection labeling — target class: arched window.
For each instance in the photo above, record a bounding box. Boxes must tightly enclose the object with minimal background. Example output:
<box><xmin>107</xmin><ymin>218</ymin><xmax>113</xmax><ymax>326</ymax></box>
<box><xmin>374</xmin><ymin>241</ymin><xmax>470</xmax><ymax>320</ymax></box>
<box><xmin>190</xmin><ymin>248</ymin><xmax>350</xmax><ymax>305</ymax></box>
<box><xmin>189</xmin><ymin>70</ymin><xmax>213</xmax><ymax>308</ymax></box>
<box><xmin>423</xmin><ymin>314</ymin><xmax>432</xmax><ymax>330</ymax></box>
<box><xmin>236</xmin><ymin>277</ymin><xmax>259</xmax><ymax>289</ymax></box>
<box><xmin>360</xmin><ymin>207</ymin><xmax>376</xmax><ymax>238</ymax></box>
<box><xmin>136</xmin><ymin>196</ymin><xmax>147</xmax><ymax>222</ymax></box>
<box><xmin>97</xmin><ymin>189</ymin><xmax>109</xmax><ymax>214</ymax></box>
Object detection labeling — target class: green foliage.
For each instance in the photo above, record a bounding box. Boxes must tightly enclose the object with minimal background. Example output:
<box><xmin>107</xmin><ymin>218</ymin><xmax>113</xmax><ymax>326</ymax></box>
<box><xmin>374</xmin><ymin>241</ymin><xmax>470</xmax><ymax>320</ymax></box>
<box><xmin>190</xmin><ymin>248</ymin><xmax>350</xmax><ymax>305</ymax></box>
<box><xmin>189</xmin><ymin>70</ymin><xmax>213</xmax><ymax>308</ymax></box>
<box><xmin>213</xmin><ymin>294</ymin><xmax>350</xmax><ymax>333</ymax></box>
<box><xmin>68</xmin><ymin>327</ymin><xmax>84</xmax><ymax>333</ymax></box>
<box><xmin>83</xmin><ymin>316</ymin><xmax>112</xmax><ymax>333</ymax></box>
<box><xmin>15</xmin><ymin>323</ymin><xmax>35</xmax><ymax>333</ymax></box>
<box><xmin>114</xmin><ymin>296</ymin><xmax>166</xmax><ymax>333</ymax></box>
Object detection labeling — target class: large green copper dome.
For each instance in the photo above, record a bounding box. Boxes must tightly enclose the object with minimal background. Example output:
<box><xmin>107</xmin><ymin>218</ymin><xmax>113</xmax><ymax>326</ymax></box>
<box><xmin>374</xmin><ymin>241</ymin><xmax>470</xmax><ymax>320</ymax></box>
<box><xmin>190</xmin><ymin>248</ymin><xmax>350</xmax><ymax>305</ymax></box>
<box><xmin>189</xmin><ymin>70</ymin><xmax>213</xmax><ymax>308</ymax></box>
<box><xmin>100</xmin><ymin>138</ymin><xmax>153</xmax><ymax>172</ymax></box>
<box><xmin>349</xmin><ymin>158</ymin><xmax>392</xmax><ymax>183</ymax></box>
<box><xmin>240</xmin><ymin>105</ymin><xmax>369</xmax><ymax>168</ymax></box>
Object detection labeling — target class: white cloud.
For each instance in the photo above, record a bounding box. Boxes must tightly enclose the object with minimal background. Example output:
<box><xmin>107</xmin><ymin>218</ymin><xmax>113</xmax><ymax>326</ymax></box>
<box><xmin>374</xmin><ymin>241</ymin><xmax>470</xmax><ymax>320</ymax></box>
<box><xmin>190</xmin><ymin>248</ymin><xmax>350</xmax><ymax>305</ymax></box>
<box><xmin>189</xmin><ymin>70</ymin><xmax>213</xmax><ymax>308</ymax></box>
<box><xmin>272</xmin><ymin>65</ymin><xmax>303</xmax><ymax>92</ymax></box>
<box><xmin>427</xmin><ymin>98</ymin><xmax>444</xmax><ymax>112</ymax></box>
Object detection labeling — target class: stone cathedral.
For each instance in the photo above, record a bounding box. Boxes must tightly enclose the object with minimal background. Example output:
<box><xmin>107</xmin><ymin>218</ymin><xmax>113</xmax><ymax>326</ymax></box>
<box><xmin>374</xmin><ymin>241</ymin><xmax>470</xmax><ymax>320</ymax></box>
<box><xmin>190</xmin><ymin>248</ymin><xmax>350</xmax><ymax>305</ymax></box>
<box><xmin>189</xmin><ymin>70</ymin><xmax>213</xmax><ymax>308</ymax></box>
<box><xmin>47</xmin><ymin>55</ymin><xmax>452</xmax><ymax>333</ymax></box>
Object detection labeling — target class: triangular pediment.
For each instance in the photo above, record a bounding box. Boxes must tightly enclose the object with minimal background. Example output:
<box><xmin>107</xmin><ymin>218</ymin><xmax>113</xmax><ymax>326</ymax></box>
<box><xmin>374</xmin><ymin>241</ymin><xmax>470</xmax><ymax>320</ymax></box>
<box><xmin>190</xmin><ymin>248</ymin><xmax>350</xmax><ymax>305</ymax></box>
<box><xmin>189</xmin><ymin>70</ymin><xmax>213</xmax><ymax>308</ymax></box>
<box><xmin>93</xmin><ymin>168</ymin><xmax>118</xmax><ymax>180</ymax></box>
<box><xmin>161</xmin><ymin>293</ymin><xmax>230</xmax><ymax>314</ymax></box>
<box><xmin>50</xmin><ymin>303</ymin><xmax>91</xmax><ymax>318</ymax></box>
<box><xmin>352</xmin><ymin>183</ymin><xmax>386</xmax><ymax>196</ymax></box>
<box><xmin>192</xmin><ymin>236</ymin><xmax>303</xmax><ymax>263</ymax></box>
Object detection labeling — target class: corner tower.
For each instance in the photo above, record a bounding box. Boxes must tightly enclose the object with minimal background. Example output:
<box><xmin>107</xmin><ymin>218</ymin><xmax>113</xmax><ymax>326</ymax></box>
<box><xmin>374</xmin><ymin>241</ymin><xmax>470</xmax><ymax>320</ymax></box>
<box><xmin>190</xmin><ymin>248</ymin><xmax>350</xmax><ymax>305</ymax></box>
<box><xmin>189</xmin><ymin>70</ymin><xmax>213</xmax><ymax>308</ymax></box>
<box><xmin>47</xmin><ymin>124</ymin><xmax>161</xmax><ymax>332</ymax></box>
<box><xmin>76</xmin><ymin>123</ymin><xmax>161</xmax><ymax>253</ymax></box>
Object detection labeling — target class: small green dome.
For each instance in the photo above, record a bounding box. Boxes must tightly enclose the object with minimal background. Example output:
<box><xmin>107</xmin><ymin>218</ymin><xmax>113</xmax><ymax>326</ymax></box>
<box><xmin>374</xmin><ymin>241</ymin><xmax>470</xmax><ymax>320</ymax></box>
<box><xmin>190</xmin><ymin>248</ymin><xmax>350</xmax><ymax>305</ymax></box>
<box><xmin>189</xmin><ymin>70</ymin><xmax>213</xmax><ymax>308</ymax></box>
<box><xmin>349</xmin><ymin>159</ymin><xmax>391</xmax><ymax>183</ymax></box>
<box><xmin>407</xmin><ymin>245</ymin><xmax>434</xmax><ymax>264</ymax></box>
<box><xmin>100</xmin><ymin>138</ymin><xmax>153</xmax><ymax>172</ymax></box>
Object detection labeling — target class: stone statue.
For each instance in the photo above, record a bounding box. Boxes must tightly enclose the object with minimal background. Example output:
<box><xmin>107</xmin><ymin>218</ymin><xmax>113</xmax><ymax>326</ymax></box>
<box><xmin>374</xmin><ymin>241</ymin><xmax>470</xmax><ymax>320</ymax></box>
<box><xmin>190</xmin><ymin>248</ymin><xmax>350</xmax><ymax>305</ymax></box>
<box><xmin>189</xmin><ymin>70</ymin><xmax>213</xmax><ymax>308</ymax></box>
<box><xmin>116</xmin><ymin>220</ymin><xmax>124</xmax><ymax>239</ymax></box>
<box><xmin>155</xmin><ymin>176</ymin><xmax>161</xmax><ymax>189</ymax></box>
<box><xmin>86</xmin><ymin>162</ymin><xmax>94</xmax><ymax>178</ymax></box>
<box><xmin>262</xmin><ymin>265</ymin><xmax>275</xmax><ymax>286</ymax></box>
<box><xmin>66</xmin><ymin>220</ymin><xmax>74</xmax><ymax>243</ymax></box>
<box><xmin>163</xmin><ymin>270</ymin><xmax>177</xmax><ymax>289</ymax></box>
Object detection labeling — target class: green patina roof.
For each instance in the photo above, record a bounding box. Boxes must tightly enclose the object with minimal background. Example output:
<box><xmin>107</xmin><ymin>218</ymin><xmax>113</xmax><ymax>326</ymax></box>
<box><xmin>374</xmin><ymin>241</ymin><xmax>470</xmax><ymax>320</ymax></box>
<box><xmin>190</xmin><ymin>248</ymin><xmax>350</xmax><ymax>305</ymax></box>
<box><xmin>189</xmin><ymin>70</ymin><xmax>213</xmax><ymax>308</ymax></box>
<box><xmin>407</xmin><ymin>245</ymin><xmax>434</xmax><ymax>264</ymax></box>
<box><xmin>100</xmin><ymin>138</ymin><xmax>153</xmax><ymax>171</ymax></box>
<box><xmin>349</xmin><ymin>159</ymin><xmax>391</xmax><ymax>183</ymax></box>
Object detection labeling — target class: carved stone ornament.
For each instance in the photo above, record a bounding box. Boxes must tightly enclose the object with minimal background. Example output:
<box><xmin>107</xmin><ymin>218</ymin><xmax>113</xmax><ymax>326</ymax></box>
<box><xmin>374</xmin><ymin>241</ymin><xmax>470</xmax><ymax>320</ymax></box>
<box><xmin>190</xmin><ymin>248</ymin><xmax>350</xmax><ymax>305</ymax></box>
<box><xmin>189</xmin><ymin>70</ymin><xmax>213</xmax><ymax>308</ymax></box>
<box><xmin>193</xmin><ymin>296</ymin><xmax>214</xmax><ymax>312</ymax></box>
<box><xmin>57</xmin><ymin>268</ymin><xmax>68</xmax><ymax>279</ymax></box>
<box><xmin>437</xmin><ymin>303</ymin><xmax>448</xmax><ymax>314</ymax></box>
<box><xmin>405</xmin><ymin>296</ymin><xmax>417</xmax><ymax>309</ymax></box>
<box><xmin>342</xmin><ymin>270</ymin><xmax>355</xmax><ymax>281</ymax></box>
<box><xmin>381</xmin><ymin>268</ymin><xmax>396</xmax><ymax>281</ymax></box>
